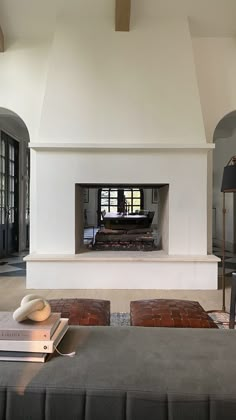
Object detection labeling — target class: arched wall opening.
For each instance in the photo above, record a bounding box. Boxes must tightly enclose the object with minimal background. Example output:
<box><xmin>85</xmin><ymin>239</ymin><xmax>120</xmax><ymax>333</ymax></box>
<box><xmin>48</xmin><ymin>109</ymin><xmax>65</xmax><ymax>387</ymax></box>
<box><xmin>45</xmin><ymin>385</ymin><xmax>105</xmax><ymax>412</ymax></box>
<box><xmin>0</xmin><ymin>108</ymin><xmax>30</xmax><ymax>258</ymax></box>
<box><xmin>213</xmin><ymin>110</ymin><xmax>236</xmax><ymax>255</ymax></box>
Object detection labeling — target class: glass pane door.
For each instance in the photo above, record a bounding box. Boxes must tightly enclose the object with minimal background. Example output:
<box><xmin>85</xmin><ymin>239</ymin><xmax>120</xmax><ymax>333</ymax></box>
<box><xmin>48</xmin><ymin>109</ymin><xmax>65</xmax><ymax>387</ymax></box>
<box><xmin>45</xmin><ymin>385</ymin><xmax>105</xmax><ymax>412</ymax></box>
<box><xmin>98</xmin><ymin>187</ymin><xmax>143</xmax><ymax>225</ymax></box>
<box><xmin>0</xmin><ymin>132</ymin><xmax>19</xmax><ymax>257</ymax></box>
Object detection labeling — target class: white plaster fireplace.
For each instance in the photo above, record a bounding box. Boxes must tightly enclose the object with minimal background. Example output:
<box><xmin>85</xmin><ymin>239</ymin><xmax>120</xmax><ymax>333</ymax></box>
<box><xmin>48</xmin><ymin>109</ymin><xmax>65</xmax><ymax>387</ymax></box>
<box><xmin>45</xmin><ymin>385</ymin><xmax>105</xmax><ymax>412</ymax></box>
<box><xmin>25</xmin><ymin>142</ymin><xmax>219</xmax><ymax>290</ymax></box>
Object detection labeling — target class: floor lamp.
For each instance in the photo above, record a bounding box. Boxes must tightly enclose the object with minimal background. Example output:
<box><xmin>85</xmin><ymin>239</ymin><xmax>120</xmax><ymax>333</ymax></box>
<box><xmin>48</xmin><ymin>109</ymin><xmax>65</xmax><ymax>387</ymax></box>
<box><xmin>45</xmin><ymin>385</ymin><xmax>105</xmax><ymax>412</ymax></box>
<box><xmin>221</xmin><ymin>155</ymin><xmax>236</xmax><ymax>312</ymax></box>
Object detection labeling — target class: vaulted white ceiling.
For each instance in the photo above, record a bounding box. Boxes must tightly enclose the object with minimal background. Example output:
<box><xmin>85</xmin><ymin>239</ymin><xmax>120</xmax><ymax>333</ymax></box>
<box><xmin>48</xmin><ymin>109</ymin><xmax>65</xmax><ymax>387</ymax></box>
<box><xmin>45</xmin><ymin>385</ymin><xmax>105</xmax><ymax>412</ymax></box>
<box><xmin>0</xmin><ymin>0</ymin><xmax>236</xmax><ymax>39</ymax></box>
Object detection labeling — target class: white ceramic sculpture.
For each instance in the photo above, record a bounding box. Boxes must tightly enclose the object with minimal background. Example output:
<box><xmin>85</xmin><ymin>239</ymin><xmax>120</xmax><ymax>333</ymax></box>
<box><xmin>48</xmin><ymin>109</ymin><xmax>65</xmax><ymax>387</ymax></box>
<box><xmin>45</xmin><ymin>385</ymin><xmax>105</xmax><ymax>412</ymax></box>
<box><xmin>13</xmin><ymin>294</ymin><xmax>51</xmax><ymax>322</ymax></box>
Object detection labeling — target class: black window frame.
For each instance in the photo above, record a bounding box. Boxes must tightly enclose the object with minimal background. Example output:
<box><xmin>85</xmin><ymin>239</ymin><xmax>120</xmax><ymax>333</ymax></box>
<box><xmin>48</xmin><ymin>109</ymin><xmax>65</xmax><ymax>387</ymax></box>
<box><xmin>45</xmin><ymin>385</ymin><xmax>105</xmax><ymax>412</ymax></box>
<box><xmin>98</xmin><ymin>187</ymin><xmax>144</xmax><ymax>225</ymax></box>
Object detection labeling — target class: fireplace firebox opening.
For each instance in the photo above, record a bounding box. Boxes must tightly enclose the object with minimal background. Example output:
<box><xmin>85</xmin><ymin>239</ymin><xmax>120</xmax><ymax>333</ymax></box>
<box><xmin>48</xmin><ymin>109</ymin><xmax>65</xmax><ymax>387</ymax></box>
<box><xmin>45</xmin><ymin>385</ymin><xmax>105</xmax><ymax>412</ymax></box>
<box><xmin>75</xmin><ymin>183</ymin><xmax>169</xmax><ymax>254</ymax></box>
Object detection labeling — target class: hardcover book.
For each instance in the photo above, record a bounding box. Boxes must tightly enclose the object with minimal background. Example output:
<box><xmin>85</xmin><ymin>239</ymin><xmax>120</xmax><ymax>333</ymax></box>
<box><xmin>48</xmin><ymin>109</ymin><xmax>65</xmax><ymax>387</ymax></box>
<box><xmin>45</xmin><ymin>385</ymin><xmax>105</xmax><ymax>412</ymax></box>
<box><xmin>0</xmin><ymin>312</ymin><xmax>61</xmax><ymax>341</ymax></box>
<box><xmin>0</xmin><ymin>351</ymin><xmax>48</xmax><ymax>363</ymax></box>
<box><xmin>0</xmin><ymin>318</ymin><xmax>69</xmax><ymax>353</ymax></box>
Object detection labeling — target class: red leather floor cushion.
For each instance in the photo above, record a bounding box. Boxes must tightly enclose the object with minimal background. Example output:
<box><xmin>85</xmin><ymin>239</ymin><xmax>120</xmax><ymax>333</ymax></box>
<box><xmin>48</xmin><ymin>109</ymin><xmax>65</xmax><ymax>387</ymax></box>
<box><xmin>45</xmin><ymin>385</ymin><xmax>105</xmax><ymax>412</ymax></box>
<box><xmin>130</xmin><ymin>299</ymin><xmax>218</xmax><ymax>328</ymax></box>
<box><xmin>48</xmin><ymin>298</ymin><xmax>110</xmax><ymax>326</ymax></box>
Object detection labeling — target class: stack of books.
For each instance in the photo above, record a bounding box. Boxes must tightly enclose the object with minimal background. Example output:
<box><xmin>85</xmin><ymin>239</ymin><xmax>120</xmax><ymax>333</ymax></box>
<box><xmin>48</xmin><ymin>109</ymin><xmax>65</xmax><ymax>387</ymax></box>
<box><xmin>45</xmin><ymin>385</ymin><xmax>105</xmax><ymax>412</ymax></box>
<box><xmin>0</xmin><ymin>312</ymin><xmax>69</xmax><ymax>362</ymax></box>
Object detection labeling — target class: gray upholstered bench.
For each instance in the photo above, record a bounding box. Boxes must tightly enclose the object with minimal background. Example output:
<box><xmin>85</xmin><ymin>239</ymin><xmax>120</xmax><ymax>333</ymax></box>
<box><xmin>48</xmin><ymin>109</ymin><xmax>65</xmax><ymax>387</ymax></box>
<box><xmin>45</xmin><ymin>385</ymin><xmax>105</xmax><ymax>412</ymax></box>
<box><xmin>0</xmin><ymin>326</ymin><xmax>236</xmax><ymax>420</ymax></box>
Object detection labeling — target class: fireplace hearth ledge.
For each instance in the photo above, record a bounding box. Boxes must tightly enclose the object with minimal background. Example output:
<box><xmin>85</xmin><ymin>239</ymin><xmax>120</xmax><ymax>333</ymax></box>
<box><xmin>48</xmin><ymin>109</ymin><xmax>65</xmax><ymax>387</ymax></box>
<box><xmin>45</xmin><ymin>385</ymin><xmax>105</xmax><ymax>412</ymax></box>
<box><xmin>24</xmin><ymin>252</ymin><xmax>220</xmax><ymax>263</ymax></box>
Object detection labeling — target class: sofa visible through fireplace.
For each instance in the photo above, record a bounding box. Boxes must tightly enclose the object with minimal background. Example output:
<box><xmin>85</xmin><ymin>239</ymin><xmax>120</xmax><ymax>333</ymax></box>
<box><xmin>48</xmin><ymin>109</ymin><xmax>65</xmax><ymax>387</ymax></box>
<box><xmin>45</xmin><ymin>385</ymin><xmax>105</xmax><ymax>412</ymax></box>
<box><xmin>75</xmin><ymin>183</ymin><xmax>169</xmax><ymax>253</ymax></box>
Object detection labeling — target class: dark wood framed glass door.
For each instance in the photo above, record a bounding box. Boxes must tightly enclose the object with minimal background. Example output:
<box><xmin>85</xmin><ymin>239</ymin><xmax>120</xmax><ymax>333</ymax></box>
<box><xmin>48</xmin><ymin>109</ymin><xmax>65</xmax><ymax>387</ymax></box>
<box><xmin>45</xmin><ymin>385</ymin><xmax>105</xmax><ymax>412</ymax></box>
<box><xmin>0</xmin><ymin>132</ymin><xmax>19</xmax><ymax>258</ymax></box>
<box><xmin>25</xmin><ymin>148</ymin><xmax>30</xmax><ymax>249</ymax></box>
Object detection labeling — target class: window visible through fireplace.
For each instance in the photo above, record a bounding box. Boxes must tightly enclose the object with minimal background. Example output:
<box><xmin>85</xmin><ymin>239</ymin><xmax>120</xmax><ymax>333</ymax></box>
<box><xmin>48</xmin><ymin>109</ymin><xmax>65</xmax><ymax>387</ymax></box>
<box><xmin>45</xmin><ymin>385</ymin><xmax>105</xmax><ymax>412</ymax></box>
<box><xmin>98</xmin><ymin>188</ymin><xmax>144</xmax><ymax>225</ymax></box>
<box><xmin>75</xmin><ymin>183</ymin><xmax>169</xmax><ymax>253</ymax></box>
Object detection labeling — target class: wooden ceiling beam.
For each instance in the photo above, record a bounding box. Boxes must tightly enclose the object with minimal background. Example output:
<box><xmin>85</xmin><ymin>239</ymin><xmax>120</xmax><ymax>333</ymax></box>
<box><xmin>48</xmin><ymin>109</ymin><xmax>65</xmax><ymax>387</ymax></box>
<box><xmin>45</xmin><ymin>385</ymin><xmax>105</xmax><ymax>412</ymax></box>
<box><xmin>115</xmin><ymin>0</ymin><xmax>131</xmax><ymax>32</ymax></box>
<box><xmin>0</xmin><ymin>26</ymin><xmax>4</xmax><ymax>52</ymax></box>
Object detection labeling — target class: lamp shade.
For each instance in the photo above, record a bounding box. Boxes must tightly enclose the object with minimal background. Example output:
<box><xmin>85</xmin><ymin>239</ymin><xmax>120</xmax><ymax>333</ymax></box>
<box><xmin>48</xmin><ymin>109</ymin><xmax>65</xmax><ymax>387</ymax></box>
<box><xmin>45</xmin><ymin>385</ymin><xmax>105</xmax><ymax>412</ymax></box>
<box><xmin>221</xmin><ymin>156</ymin><xmax>236</xmax><ymax>192</ymax></box>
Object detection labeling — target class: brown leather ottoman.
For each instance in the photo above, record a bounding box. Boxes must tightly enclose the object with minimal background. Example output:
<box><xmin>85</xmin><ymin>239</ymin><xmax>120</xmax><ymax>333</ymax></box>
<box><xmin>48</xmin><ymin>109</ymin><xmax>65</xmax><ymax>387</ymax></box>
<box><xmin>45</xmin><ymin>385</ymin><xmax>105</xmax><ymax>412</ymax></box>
<box><xmin>130</xmin><ymin>299</ymin><xmax>218</xmax><ymax>328</ymax></box>
<box><xmin>48</xmin><ymin>298</ymin><xmax>110</xmax><ymax>326</ymax></box>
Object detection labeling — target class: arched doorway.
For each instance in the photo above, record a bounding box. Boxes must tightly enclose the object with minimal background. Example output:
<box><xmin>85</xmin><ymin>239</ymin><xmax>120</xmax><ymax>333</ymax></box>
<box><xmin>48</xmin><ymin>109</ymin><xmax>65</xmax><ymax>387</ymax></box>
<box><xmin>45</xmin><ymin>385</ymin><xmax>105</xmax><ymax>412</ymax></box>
<box><xmin>213</xmin><ymin>111</ymin><xmax>236</xmax><ymax>256</ymax></box>
<box><xmin>0</xmin><ymin>108</ymin><xmax>30</xmax><ymax>258</ymax></box>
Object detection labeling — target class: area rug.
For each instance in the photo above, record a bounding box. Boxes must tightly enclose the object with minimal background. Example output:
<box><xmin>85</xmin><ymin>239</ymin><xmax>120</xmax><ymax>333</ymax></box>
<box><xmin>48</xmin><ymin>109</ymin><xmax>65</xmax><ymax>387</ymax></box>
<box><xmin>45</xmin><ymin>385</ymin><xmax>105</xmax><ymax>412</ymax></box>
<box><xmin>110</xmin><ymin>312</ymin><xmax>232</xmax><ymax>329</ymax></box>
<box><xmin>207</xmin><ymin>311</ymin><xmax>232</xmax><ymax>329</ymax></box>
<box><xmin>110</xmin><ymin>312</ymin><xmax>130</xmax><ymax>326</ymax></box>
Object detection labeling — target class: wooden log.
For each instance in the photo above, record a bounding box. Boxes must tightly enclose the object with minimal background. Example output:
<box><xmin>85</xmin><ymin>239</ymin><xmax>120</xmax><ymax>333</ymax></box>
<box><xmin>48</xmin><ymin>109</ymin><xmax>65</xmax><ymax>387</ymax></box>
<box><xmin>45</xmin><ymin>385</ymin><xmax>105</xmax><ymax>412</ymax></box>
<box><xmin>93</xmin><ymin>242</ymin><xmax>155</xmax><ymax>251</ymax></box>
<box><xmin>95</xmin><ymin>233</ymin><xmax>153</xmax><ymax>242</ymax></box>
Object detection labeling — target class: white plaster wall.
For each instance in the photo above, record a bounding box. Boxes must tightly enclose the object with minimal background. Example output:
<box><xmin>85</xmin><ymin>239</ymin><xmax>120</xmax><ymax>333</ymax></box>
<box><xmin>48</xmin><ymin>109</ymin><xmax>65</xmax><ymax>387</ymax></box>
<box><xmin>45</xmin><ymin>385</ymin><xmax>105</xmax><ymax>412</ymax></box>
<box><xmin>192</xmin><ymin>37</ymin><xmax>236</xmax><ymax>252</ymax></box>
<box><xmin>30</xmin><ymin>149</ymin><xmax>208</xmax><ymax>255</ymax></box>
<box><xmin>192</xmin><ymin>37</ymin><xmax>236</xmax><ymax>143</ymax></box>
<box><xmin>0</xmin><ymin>39</ymin><xmax>51</xmax><ymax>139</ymax></box>
<box><xmin>38</xmin><ymin>17</ymin><xmax>205</xmax><ymax>144</ymax></box>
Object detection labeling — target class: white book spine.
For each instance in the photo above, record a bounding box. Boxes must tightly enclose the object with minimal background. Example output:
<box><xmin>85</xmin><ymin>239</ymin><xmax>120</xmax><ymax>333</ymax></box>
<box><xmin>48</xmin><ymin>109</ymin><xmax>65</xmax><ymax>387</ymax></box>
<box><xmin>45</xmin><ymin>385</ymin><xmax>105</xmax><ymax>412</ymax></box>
<box><xmin>0</xmin><ymin>329</ymin><xmax>52</xmax><ymax>341</ymax></box>
<box><xmin>0</xmin><ymin>339</ymin><xmax>54</xmax><ymax>353</ymax></box>
<box><xmin>0</xmin><ymin>319</ymin><xmax>68</xmax><ymax>353</ymax></box>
